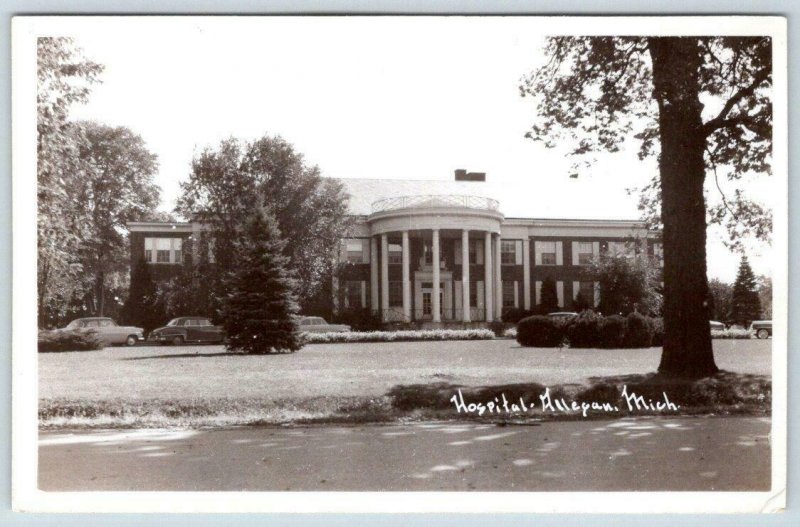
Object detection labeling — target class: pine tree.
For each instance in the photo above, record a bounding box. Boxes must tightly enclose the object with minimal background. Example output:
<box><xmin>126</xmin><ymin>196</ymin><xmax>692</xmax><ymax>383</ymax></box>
<box><xmin>538</xmin><ymin>276</ymin><xmax>559</xmax><ymax>313</ymax></box>
<box><xmin>730</xmin><ymin>255</ymin><xmax>762</xmax><ymax>327</ymax></box>
<box><xmin>121</xmin><ymin>258</ymin><xmax>165</xmax><ymax>333</ymax></box>
<box><xmin>222</xmin><ymin>208</ymin><xmax>302</xmax><ymax>354</ymax></box>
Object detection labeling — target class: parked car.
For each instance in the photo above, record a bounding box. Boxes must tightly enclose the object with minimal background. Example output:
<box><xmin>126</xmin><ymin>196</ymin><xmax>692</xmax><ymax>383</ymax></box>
<box><xmin>149</xmin><ymin>317</ymin><xmax>226</xmax><ymax>345</ymax></box>
<box><xmin>709</xmin><ymin>320</ymin><xmax>725</xmax><ymax>330</ymax></box>
<box><xmin>749</xmin><ymin>320</ymin><xmax>772</xmax><ymax>339</ymax></box>
<box><xmin>547</xmin><ymin>312</ymin><xmax>578</xmax><ymax>321</ymax></box>
<box><xmin>297</xmin><ymin>316</ymin><xmax>351</xmax><ymax>333</ymax></box>
<box><xmin>62</xmin><ymin>317</ymin><xmax>144</xmax><ymax>347</ymax></box>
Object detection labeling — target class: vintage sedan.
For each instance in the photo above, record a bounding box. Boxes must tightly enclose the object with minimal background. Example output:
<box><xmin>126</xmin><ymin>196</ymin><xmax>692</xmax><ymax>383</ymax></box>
<box><xmin>749</xmin><ymin>320</ymin><xmax>772</xmax><ymax>339</ymax></box>
<box><xmin>149</xmin><ymin>317</ymin><xmax>226</xmax><ymax>345</ymax></box>
<box><xmin>62</xmin><ymin>317</ymin><xmax>145</xmax><ymax>346</ymax></box>
<box><xmin>297</xmin><ymin>316</ymin><xmax>351</xmax><ymax>333</ymax></box>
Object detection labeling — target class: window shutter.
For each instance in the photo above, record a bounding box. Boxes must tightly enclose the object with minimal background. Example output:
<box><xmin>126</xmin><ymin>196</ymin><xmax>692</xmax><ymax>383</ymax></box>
<box><xmin>535</xmin><ymin>280</ymin><xmax>542</xmax><ymax>305</ymax></box>
<box><xmin>454</xmin><ymin>239</ymin><xmax>462</xmax><ymax>265</ymax></box>
<box><xmin>555</xmin><ymin>241</ymin><xmax>563</xmax><ymax>265</ymax></box>
<box><xmin>515</xmin><ymin>241</ymin><xmax>523</xmax><ymax>265</ymax></box>
<box><xmin>360</xmin><ymin>281</ymin><xmax>367</xmax><ymax>308</ymax></box>
<box><xmin>572</xmin><ymin>281</ymin><xmax>580</xmax><ymax>300</ymax></box>
<box><xmin>556</xmin><ymin>281</ymin><xmax>564</xmax><ymax>307</ymax></box>
<box><xmin>534</xmin><ymin>242</ymin><xmax>542</xmax><ymax>265</ymax></box>
<box><xmin>592</xmin><ymin>241</ymin><xmax>600</xmax><ymax>258</ymax></box>
<box><xmin>571</xmin><ymin>242</ymin><xmax>578</xmax><ymax>266</ymax></box>
<box><xmin>513</xmin><ymin>281</ymin><xmax>519</xmax><ymax>307</ymax></box>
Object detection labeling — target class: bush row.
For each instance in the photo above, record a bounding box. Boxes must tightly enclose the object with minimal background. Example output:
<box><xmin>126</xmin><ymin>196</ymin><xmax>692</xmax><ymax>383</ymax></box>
<box><xmin>711</xmin><ymin>328</ymin><xmax>753</xmax><ymax>339</ymax></box>
<box><xmin>516</xmin><ymin>312</ymin><xmax>663</xmax><ymax>348</ymax></box>
<box><xmin>38</xmin><ymin>329</ymin><xmax>105</xmax><ymax>353</ymax></box>
<box><xmin>303</xmin><ymin>328</ymin><xmax>495</xmax><ymax>344</ymax></box>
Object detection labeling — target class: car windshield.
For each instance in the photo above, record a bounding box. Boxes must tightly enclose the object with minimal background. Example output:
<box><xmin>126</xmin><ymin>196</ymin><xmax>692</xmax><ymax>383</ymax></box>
<box><xmin>167</xmin><ymin>319</ymin><xmax>182</xmax><ymax>326</ymax></box>
<box><xmin>65</xmin><ymin>320</ymin><xmax>81</xmax><ymax>329</ymax></box>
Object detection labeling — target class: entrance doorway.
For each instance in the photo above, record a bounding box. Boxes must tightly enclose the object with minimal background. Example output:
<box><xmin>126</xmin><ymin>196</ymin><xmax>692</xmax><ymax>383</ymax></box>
<box><xmin>421</xmin><ymin>283</ymin><xmax>444</xmax><ymax>319</ymax></box>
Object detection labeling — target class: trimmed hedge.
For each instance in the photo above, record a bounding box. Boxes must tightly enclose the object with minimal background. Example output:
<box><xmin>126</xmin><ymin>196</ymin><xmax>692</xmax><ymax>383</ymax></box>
<box><xmin>303</xmin><ymin>328</ymin><xmax>495</xmax><ymax>344</ymax></box>
<box><xmin>711</xmin><ymin>329</ymin><xmax>752</xmax><ymax>339</ymax></box>
<box><xmin>623</xmin><ymin>312</ymin><xmax>654</xmax><ymax>348</ymax></box>
<box><xmin>598</xmin><ymin>315</ymin><xmax>627</xmax><ymax>348</ymax></box>
<box><xmin>38</xmin><ymin>329</ymin><xmax>105</xmax><ymax>353</ymax></box>
<box><xmin>516</xmin><ymin>316</ymin><xmax>566</xmax><ymax>347</ymax></box>
<box><xmin>565</xmin><ymin>311</ymin><xmax>604</xmax><ymax>348</ymax></box>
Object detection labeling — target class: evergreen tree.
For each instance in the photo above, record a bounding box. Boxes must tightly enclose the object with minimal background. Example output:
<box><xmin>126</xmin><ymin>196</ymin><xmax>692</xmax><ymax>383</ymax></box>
<box><xmin>572</xmin><ymin>292</ymin><xmax>591</xmax><ymax>313</ymax></box>
<box><xmin>121</xmin><ymin>258</ymin><xmax>165</xmax><ymax>333</ymax></box>
<box><xmin>730</xmin><ymin>255</ymin><xmax>762</xmax><ymax>327</ymax></box>
<box><xmin>222</xmin><ymin>208</ymin><xmax>302</xmax><ymax>354</ymax></box>
<box><xmin>538</xmin><ymin>276</ymin><xmax>559</xmax><ymax>313</ymax></box>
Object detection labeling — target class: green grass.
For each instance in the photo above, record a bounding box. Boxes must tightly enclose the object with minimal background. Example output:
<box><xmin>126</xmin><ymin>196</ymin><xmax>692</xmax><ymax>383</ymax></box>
<box><xmin>39</xmin><ymin>339</ymin><xmax>771</xmax><ymax>427</ymax></box>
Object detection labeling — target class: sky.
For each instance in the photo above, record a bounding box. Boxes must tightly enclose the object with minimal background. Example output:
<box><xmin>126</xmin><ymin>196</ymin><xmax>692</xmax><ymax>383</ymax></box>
<box><xmin>63</xmin><ymin>17</ymin><xmax>773</xmax><ymax>282</ymax></box>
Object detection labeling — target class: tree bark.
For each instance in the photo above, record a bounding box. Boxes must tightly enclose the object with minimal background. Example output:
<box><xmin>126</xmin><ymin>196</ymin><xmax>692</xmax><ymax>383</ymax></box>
<box><xmin>648</xmin><ymin>38</ymin><xmax>719</xmax><ymax>378</ymax></box>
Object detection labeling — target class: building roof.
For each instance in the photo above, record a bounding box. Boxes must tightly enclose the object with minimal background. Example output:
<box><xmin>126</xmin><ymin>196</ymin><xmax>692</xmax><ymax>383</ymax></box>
<box><xmin>334</xmin><ymin>177</ymin><xmax>643</xmax><ymax>221</ymax></box>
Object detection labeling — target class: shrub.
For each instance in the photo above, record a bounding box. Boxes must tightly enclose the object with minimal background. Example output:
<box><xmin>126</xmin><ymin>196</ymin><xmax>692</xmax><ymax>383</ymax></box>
<box><xmin>711</xmin><ymin>328</ymin><xmax>752</xmax><ymax>339</ymax></box>
<box><xmin>331</xmin><ymin>308</ymin><xmax>383</xmax><ymax>332</ymax></box>
<box><xmin>501</xmin><ymin>307</ymin><xmax>533</xmax><ymax>324</ymax></box>
<box><xmin>516</xmin><ymin>316</ymin><xmax>565</xmax><ymax>347</ymax></box>
<box><xmin>303</xmin><ymin>328</ymin><xmax>495</xmax><ymax>344</ymax></box>
<box><xmin>649</xmin><ymin>317</ymin><xmax>664</xmax><ymax>347</ymax></box>
<box><xmin>488</xmin><ymin>320</ymin><xmax>507</xmax><ymax>337</ymax></box>
<box><xmin>565</xmin><ymin>310</ymin><xmax>603</xmax><ymax>348</ymax></box>
<box><xmin>598</xmin><ymin>315</ymin><xmax>627</xmax><ymax>348</ymax></box>
<box><xmin>38</xmin><ymin>329</ymin><xmax>104</xmax><ymax>353</ymax></box>
<box><xmin>623</xmin><ymin>312</ymin><xmax>655</xmax><ymax>348</ymax></box>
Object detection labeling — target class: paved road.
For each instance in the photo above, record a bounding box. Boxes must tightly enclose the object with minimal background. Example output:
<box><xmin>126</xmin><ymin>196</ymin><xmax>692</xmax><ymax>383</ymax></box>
<box><xmin>39</xmin><ymin>416</ymin><xmax>771</xmax><ymax>492</ymax></box>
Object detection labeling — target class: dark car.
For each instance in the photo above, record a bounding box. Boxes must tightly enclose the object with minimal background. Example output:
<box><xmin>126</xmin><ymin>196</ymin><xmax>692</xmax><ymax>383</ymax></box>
<box><xmin>149</xmin><ymin>317</ymin><xmax>225</xmax><ymax>345</ymax></box>
<box><xmin>749</xmin><ymin>320</ymin><xmax>772</xmax><ymax>339</ymax></box>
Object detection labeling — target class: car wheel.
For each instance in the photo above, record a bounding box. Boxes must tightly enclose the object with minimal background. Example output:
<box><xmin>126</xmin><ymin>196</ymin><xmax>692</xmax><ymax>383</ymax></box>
<box><xmin>125</xmin><ymin>335</ymin><xmax>138</xmax><ymax>347</ymax></box>
<box><xmin>172</xmin><ymin>335</ymin><xmax>185</xmax><ymax>346</ymax></box>
<box><xmin>757</xmin><ymin>329</ymin><xmax>770</xmax><ymax>340</ymax></box>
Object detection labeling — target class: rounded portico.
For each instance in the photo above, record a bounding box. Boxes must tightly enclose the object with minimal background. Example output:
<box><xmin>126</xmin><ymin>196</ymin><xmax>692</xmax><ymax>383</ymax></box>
<box><xmin>365</xmin><ymin>195</ymin><xmax>505</xmax><ymax>324</ymax></box>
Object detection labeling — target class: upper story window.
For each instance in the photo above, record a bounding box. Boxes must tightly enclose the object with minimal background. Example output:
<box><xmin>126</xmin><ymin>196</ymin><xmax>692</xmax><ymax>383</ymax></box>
<box><xmin>539</xmin><ymin>241</ymin><xmax>557</xmax><ymax>265</ymax></box>
<box><xmin>388</xmin><ymin>243</ymin><xmax>403</xmax><ymax>264</ymax></box>
<box><xmin>422</xmin><ymin>240</ymin><xmax>444</xmax><ymax>268</ymax></box>
<box><xmin>576</xmin><ymin>242</ymin><xmax>594</xmax><ymax>265</ymax></box>
<box><xmin>607</xmin><ymin>241</ymin><xmax>633</xmax><ymax>257</ymax></box>
<box><xmin>346</xmin><ymin>240</ymin><xmax>365</xmax><ymax>263</ymax></box>
<box><xmin>145</xmin><ymin>237</ymin><xmax>183</xmax><ymax>264</ymax></box>
<box><xmin>501</xmin><ymin>241</ymin><xmax>517</xmax><ymax>265</ymax></box>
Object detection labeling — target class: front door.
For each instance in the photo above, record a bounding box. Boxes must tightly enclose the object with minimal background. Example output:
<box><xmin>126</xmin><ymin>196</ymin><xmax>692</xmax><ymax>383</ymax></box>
<box><xmin>421</xmin><ymin>286</ymin><xmax>443</xmax><ymax>319</ymax></box>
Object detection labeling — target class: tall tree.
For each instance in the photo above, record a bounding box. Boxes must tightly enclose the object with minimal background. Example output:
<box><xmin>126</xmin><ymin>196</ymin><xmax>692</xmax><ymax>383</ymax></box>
<box><xmin>121</xmin><ymin>258</ymin><xmax>165</xmax><ymax>333</ymax></box>
<box><xmin>521</xmin><ymin>37</ymin><xmax>772</xmax><ymax>377</ymax></box>
<box><xmin>37</xmin><ymin>37</ymin><xmax>103</xmax><ymax>325</ymax></box>
<box><xmin>588</xmin><ymin>252</ymin><xmax>663</xmax><ymax>316</ymax></box>
<box><xmin>730</xmin><ymin>255</ymin><xmax>762</xmax><ymax>327</ymax></box>
<box><xmin>708</xmin><ymin>278</ymin><xmax>734</xmax><ymax>323</ymax></box>
<box><xmin>538</xmin><ymin>276</ymin><xmax>559</xmax><ymax>314</ymax></box>
<box><xmin>176</xmin><ymin>135</ymin><xmax>352</xmax><ymax>308</ymax></box>
<box><xmin>76</xmin><ymin>121</ymin><xmax>160</xmax><ymax>316</ymax></box>
<box><xmin>758</xmin><ymin>275</ymin><xmax>772</xmax><ymax>320</ymax></box>
<box><xmin>222</xmin><ymin>207</ymin><xmax>302</xmax><ymax>354</ymax></box>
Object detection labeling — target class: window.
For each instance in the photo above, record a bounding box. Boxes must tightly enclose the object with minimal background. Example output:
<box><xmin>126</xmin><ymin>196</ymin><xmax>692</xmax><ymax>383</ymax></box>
<box><xmin>652</xmin><ymin>243</ymin><xmax>664</xmax><ymax>267</ymax></box>
<box><xmin>145</xmin><ymin>237</ymin><xmax>183</xmax><ymax>264</ymax></box>
<box><xmin>388</xmin><ymin>243</ymin><xmax>403</xmax><ymax>264</ymax></box>
<box><xmin>388</xmin><ymin>281</ymin><xmax>403</xmax><ymax>306</ymax></box>
<box><xmin>422</xmin><ymin>240</ymin><xmax>443</xmax><ymax>268</ymax></box>
<box><xmin>469</xmin><ymin>280</ymin><xmax>478</xmax><ymax>308</ymax></box>
<box><xmin>344</xmin><ymin>281</ymin><xmax>363</xmax><ymax>309</ymax></box>
<box><xmin>607</xmin><ymin>241</ymin><xmax>631</xmax><ymax>257</ymax></box>
<box><xmin>538</xmin><ymin>241</ymin><xmax>557</xmax><ymax>265</ymax></box>
<box><xmin>99</xmin><ymin>319</ymin><xmax>116</xmax><ymax>327</ymax></box>
<box><xmin>502</xmin><ymin>281</ymin><xmax>516</xmax><ymax>307</ymax></box>
<box><xmin>468</xmin><ymin>240</ymin><xmax>477</xmax><ymax>264</ymax></box>
<box><xmin>579</xmin><ymin>281</ymin><xmax>594</xmax><ymax>301</ymax></box>
<box><xmin>346</xmin><ymin>240</ymin><xmax>365</xmax><ymax>263</ymax></box>
<box><xmin>577</xmin><ymin>242</ymin><xmax>594</xmax><ymax>265</ymax></box>
<box><xmin>501</xmin><ymin>241</ymin><xmax>516</xmax><ymax>265</ymax></box>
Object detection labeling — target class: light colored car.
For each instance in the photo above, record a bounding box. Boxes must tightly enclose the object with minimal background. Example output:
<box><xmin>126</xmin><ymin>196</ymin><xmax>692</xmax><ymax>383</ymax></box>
<box><xmin>62</xmin><ymin>317</ymin><xmax>144</xmax><ymax>346</ymax></box>
<box><xmin>709</xmin><ymin>320</ymin><xmax>725</xmax><ymax>330</ymax></box>
<box><xmin>548</xmin><ymin>312</ymin><xmax>579</xmax><ymax>321</ymax></box>
<box><xmin>297</xmin><ymin>316</ymin><xmax>351</xmax><ymax>333</ymax></box>
<box><xmin>749</xmin><ymin>320</ymin><xmax>772</xmax><ymax>339</ymax></box>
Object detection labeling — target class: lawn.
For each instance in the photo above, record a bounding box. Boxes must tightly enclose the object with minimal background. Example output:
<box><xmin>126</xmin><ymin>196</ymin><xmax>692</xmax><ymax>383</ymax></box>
<box><xmin>39</xmin><ymin>339</ymin><xmax>771</xmax><ymax>427</ymax></box>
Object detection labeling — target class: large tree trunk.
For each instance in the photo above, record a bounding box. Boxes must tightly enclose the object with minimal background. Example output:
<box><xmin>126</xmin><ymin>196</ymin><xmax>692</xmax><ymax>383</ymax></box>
<box><xmin>648</xmin><ymin>38</ymin><xmax>718</xmax><ymax>378</ymax></box>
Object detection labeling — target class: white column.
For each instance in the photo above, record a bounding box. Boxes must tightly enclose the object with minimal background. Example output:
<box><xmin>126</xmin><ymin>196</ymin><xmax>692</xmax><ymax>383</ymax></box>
<box><xmin>432</xmin><ymin>229</ymin><xmax>441</xmax><ymax>323</ymax></box>
<box><xmin>402</xmin><ymin>231</ymin><xmax>411</xmax><ymax>322</ymax></box>
<box><xmin>370</xmin><ymin>237</ymin><xmax>379</xmax><ymax>312</ymax></box>
<box><xmin>484</xmin><ymin>231</ymin><xmax>493</xmax><ymax>321</ymax></box>
<box><xmin>522</xmin><ymin>238</ymin><xmax>531</xmax><ymax>310</ymax></box>
<box><xmin>380</xmin><ymin>234</ymin><xmax>389</xmax><ymax>321</ymax></box>
<box><xmin>461</xmin><ymin>229</ymin><xmax>471</xmax><ymax>322</ymax></box>
<box><xmin>494</xmin><ymin>234</ymin><xmax>503</xmax><ymax>321</ymax></box>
